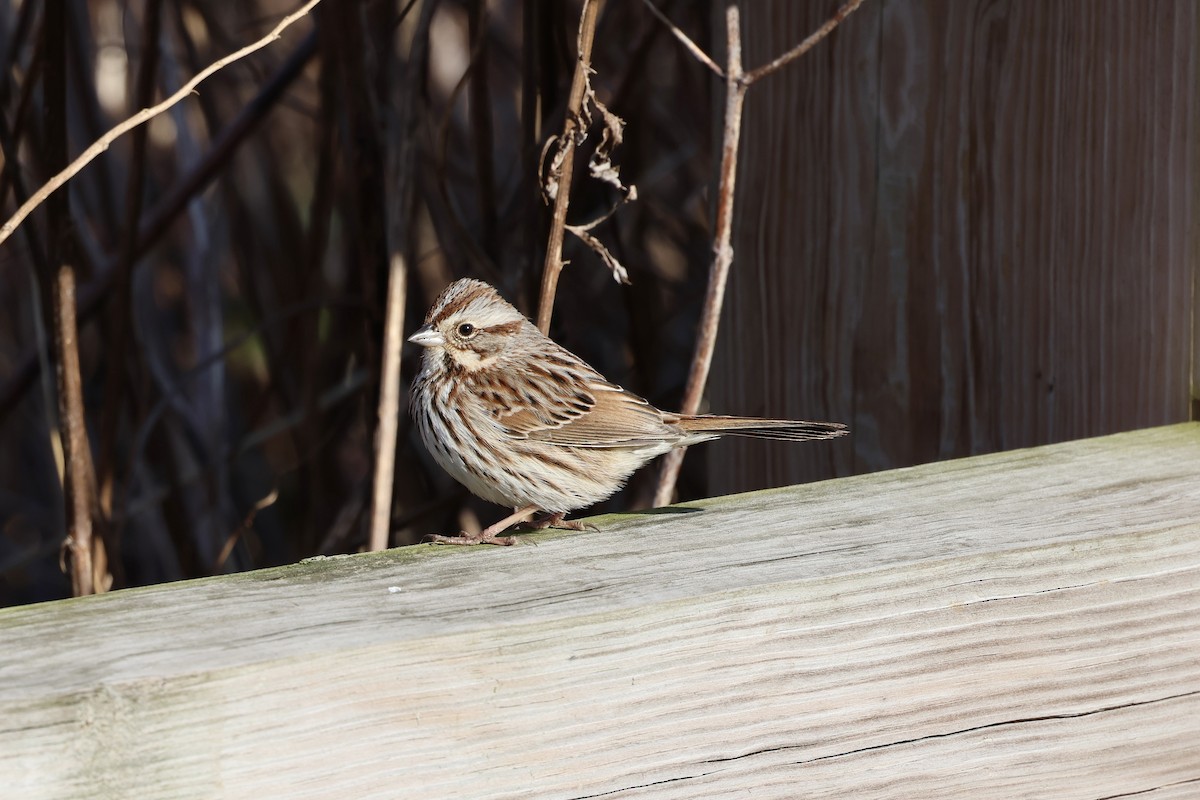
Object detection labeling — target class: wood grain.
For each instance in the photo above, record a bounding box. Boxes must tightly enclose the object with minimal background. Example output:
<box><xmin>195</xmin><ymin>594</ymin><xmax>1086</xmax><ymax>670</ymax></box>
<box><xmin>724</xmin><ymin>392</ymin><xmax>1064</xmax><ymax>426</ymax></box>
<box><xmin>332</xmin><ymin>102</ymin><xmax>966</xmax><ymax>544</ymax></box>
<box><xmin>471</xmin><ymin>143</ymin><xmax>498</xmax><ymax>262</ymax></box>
<box><xmin>2</xmin><ymin>424</ymin><xmax>1198</xmax><ymax>798</ymax></box>
<box><xmin>708</xmin><ymin>0</ymin><xmax>1199</xmax><ymax>495</ymax></box>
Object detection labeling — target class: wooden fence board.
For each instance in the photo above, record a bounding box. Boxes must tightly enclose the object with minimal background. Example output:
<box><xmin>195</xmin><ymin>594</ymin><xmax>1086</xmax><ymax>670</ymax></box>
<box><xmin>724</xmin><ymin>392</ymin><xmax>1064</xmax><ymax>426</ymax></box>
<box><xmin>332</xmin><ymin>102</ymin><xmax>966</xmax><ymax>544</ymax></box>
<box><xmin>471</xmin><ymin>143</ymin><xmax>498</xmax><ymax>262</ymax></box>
<box><xmin>2</xmin><ymin>424</ymin><xmax>1198</xmax><ymax>798</ymax></box>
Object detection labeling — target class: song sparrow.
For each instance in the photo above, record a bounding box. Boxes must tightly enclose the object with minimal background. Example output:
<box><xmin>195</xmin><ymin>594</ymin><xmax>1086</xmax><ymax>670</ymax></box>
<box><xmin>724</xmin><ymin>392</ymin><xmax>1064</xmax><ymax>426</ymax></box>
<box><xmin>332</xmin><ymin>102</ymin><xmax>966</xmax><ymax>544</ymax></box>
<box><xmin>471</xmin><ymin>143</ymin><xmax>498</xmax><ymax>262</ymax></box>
<box><xmin>409</xmin><ymin>279</ymin><xmax>847</xmax><ymax>545</ymax></box>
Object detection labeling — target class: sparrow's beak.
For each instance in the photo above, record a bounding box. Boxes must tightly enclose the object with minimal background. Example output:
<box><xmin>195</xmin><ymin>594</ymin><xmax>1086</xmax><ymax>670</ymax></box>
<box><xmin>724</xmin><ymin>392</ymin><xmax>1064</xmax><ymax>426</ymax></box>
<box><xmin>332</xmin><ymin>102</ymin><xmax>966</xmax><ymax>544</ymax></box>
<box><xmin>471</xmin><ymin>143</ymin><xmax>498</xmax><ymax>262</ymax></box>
<box><xmin>407</xmin><ymin>324</ymin><xmax>445</xmax><ymax>348</ymax></box>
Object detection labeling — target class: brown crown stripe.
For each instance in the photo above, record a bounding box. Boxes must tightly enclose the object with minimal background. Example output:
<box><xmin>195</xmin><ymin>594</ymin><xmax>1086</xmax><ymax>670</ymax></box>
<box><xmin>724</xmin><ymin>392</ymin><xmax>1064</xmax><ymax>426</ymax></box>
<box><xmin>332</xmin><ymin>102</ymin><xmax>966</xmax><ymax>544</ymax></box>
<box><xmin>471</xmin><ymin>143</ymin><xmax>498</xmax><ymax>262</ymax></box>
<box><xmin>430</xmin><ymin>280</ymin><xmax>496</xmax><ymax>324</ymax></box>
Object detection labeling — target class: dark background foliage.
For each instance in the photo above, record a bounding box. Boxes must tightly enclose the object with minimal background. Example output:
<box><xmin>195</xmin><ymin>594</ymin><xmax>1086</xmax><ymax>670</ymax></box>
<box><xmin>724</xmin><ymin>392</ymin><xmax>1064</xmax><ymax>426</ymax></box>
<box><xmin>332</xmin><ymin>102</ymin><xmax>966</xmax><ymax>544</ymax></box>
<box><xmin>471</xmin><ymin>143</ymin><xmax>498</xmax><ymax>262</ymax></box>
<box><xmin>2</xmin><ymin>0</ymin><xmax>1196</xmax><ymax>607</ymax></box>
<box><xmin>0</xmin><ymin>0</ymin><xmax>730</xmax><ymax>605</ymax></box>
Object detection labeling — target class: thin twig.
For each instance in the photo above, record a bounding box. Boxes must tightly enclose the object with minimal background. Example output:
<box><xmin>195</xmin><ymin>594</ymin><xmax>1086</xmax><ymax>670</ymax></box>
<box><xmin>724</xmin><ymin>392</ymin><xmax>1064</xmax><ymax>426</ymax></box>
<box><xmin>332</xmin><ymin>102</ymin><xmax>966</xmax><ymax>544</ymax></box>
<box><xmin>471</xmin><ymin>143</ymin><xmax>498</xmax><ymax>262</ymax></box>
<box><xmin>213</xmin><ymin>487</ymin><xmax>278</xmax><ymax>574</ymax></box>
<box><xmin>638</xmin><ymin>0</ymin><xmax>723</xmax><ymax>78</ymax></box>
<box><xmin>535</xmin><ymin>0</ymin><xmax>605</xmax><ymax>333</ymax></box>
<box><xmin>0</xmin><ymin>0</ymin><xmax>323</xmax><ymax>249</ymax></box>
<box><xmin>367</xmin><ymin>0</ymin><xmax>428</xmax><ymax>553</ymax></box>
<box><xmin>368</xmin><ymin>252</ymin><xmax>407</xmax><ymax>552</ymax></box>
<box><xmin>654</xmin><ymin>5</ymin><xmax>745</xmax><ymax>508</ymax></box>
<box><xmin>43</xmin><ymin>0</ymin><xmax>108</xmax><ymax>596</ymax></box>
<box><xmin>55</xmin><ymin>267</ymin><xmax>105</xmax><ymax>595</ymax></box>
<box><xmin>652</xmin><ymin>1</ymin><xmax>865</xmax><ymax>507</ymax></box>
<box><xmin>743</xmin><ymin>0</ymin><xmax>865</xmax><ymax>85</ymax></box>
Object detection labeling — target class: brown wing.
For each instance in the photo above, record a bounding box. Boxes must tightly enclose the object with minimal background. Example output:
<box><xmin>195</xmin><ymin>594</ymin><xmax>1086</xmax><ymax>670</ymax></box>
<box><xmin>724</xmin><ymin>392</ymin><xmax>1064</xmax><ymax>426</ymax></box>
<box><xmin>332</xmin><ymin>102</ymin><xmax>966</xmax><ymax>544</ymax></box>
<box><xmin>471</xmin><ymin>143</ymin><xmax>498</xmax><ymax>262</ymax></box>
<box><xmin>495</xmin><ymin>376</ymin><xmax>678</xmax><ymax>449</ymax></box>
<box><xmin>536</xmin><ymin>382</ymin><xmax>680</xmax><ymax>447</ymax></box>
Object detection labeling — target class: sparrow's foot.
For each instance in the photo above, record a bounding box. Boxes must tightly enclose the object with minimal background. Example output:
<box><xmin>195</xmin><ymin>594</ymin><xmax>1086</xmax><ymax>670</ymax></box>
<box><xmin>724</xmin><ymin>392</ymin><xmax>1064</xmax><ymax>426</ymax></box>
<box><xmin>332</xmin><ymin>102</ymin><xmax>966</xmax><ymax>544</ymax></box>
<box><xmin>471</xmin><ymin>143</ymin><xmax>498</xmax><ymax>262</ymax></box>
<box><xmin>424</xmin><ymin>505</ymin><xmax>538</xmax><ymax>546</ymax></box>
<box><xmin>423</xmin><ymin>531</ymin><xmax>518</xmax><ymax>546</ymax></box>
<box><xmin>527</xmin><ymin>512</ymin><xmax>596</xmax><ymax>532</ymax></box>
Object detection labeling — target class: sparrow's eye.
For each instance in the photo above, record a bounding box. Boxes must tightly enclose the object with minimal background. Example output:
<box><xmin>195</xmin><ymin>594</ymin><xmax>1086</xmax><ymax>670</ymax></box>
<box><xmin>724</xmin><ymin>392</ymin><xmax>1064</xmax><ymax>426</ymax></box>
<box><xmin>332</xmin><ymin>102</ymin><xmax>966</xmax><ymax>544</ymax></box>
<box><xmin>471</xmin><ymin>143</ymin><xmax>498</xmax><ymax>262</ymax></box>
<box><xmin>457</xmin><ymin>323</ymin><xmax>476</xmax><ymax>338</ymax></box>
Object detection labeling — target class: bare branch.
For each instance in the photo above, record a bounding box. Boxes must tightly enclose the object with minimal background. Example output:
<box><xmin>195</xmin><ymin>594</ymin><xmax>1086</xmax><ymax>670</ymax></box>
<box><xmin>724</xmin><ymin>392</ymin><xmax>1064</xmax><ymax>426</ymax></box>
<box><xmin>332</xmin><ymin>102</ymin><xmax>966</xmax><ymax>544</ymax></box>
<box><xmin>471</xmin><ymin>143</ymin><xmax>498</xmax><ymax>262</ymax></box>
<box><xmin>368</xmin><ymin>0</ymin><xmax>430</xmax><ymax>553</ymax></box>
<box><xmin>744</xmin><ymin>0</ymin><xmax>866</xmax><ymax>85</ymax></box>
<box><xmin>0</xmin><ymin>0</ymin><xmax>324</xmax><ymax>249</ymax></box>
<box><xmin>368</xmin><ymin>253</ymin><xmax>407</xmax><ymax>552</ymax></box>
<box><xmin>55</xmin><ymin>266</ymin><xmax>109</xmax><ymax>595</ymax></box>
<box><xmin>639</xmin><ymin>0</ymin><xmax>723</xmax><ymax>78</ymax></box>
<box><xmin>654</xmin><ymin>5</ymin><xmax>747</xmax><ymax>508</ymax></box>
<box><xmin>654</xmin><ymin>2</ymin><xmax>866</xmax><ymax>505</ymax></box>
<box><xmin>536</xmin><ymin>0</ymin><xmax>605</xmax><ymax>334</ymax></box>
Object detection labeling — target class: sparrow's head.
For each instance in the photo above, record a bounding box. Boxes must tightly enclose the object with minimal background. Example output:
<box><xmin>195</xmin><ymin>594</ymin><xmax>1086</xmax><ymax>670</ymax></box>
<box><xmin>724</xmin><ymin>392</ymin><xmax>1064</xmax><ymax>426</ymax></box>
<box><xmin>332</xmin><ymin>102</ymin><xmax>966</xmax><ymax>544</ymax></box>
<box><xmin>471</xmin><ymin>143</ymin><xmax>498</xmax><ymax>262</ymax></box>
<box><xmin>408</xmin><ymin>279</ymin><xmax>532</xmax><ymax>371</ymax></box>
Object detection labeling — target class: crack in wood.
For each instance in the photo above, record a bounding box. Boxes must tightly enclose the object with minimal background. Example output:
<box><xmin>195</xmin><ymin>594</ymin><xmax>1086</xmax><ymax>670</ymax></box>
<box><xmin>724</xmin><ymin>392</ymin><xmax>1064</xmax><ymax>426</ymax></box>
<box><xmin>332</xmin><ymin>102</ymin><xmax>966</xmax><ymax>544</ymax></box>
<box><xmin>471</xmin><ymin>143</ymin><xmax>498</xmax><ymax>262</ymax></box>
<box><xmin>701</xmin><ymin>690</ymin><xmax>1200</xmax><ymax>767</ymax></box>
<box><xmin>568</xmin><ymin>768</ymin><xmax>725</xmax><ymax>799</ymax></box>
<box><xmin>1095</xmin><ymin>775</ymin><xmax>1200</xmax><ymax>800</ymax></box>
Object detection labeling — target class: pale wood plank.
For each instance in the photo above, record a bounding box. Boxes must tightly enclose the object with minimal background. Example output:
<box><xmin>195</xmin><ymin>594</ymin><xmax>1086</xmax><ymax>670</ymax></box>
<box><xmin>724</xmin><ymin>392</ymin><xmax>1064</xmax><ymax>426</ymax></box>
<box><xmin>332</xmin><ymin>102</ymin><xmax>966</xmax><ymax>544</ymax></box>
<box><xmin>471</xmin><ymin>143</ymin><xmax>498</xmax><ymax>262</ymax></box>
<box><xmin>2</xmin><ymin>424</ymin><xmax>1198</xmax><ymax>798</ymax></box>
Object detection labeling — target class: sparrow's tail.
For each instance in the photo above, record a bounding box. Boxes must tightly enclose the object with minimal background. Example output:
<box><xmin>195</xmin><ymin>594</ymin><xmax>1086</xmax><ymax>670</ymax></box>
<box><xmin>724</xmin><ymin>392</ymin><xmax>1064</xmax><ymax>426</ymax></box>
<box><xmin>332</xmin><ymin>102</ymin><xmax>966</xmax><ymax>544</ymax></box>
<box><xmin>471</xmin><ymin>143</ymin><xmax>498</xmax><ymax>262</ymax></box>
<box><xmin>674</xmin><ymin>415</ymin><xmax>848</xmax><ymax>442</ymax></box>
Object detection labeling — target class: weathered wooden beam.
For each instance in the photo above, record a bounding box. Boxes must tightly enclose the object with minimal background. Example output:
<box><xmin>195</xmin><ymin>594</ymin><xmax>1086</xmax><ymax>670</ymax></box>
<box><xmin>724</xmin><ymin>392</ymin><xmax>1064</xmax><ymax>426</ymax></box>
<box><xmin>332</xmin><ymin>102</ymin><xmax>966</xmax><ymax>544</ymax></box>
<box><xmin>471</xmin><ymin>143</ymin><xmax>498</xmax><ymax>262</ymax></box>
<box><xmin>3</xmin><ymin>424</ymin><xmax>1199</xmax><ymax>799</ymax></box>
